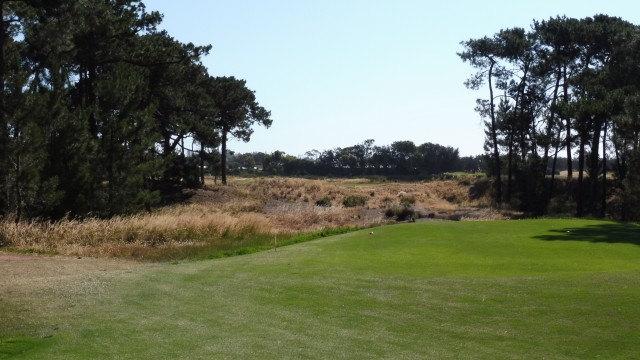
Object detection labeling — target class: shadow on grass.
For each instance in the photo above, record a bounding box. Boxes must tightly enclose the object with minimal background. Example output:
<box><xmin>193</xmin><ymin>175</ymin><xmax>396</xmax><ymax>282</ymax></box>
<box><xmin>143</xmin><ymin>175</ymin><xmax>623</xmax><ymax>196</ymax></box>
<box><xmin>534</xmin><ymin>222</ymin><xmax>640</xmax><ymax>246</ymax></box>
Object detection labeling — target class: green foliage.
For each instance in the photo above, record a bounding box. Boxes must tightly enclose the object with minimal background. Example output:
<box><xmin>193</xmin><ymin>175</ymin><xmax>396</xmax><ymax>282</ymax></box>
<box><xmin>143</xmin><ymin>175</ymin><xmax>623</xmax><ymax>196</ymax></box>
<box><xmin>384</xmin><ymin>195</ymin><xmax>416</xmax><ymax>221</ymax></box>
<box><xmin>0</xmin><ymin>1</ymin><xmax>272</xmax><ymax>220</ymax></box>
<box><xmin>383</xmin><ymin>207</ymin><xmax>395</xmax><ymax>218</ymax></box>
<box><xmin>621</xmin><ymin>151</ymin><xmax>640</xmax><ymax>221</ymax></box>
<box><xmin>342</xmin><ymin>195</ymin><xmax>368</xmax><ymax>208</ymax></box>
<box><xmin>257</xmin><ymin>140</ymin><xmax>473</xmax><ymax>178</ymax></box>
<box><xmin>460</xmin><ymin>15</ymin><xmax>640</xmax><ymax>218</ymax></box>
<box><xmin>384</xmin><ymin>206</ymin><xmax>415</xmax><ymax>221</ymax></box>
<box><xmin>207</xmin><ymin>76</ymin><xmax>272</xmax><ymax>185</ymax></box>
<box><xmin>399</xmin><ymin>195</ymin><xmax>416</xmax><ymax>208</ymax></box>
<box><xmin>512</xmin><ymin>158</ymin><xmax>549</xmax><ymax>215</ymax></box>
<box><xmin>314</xmin><ymin>197</ymin><xmax>331</xmax><ymax>207</ymax></box>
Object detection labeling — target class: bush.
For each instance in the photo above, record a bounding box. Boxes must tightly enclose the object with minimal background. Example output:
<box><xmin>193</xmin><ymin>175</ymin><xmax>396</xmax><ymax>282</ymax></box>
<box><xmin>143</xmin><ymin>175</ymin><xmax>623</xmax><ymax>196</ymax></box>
<box><xmin>380</xmin><ymin>196</ymin><xmax>393</xmax><ymax>208</ymax></box>
<box><xmin>384</xmin><ymin>206</ymin><xmax>415</xmax><ymax>221</ymax></box>
<box><xmin>399</xmin><ymin>195</ymin><xmax>416</xmax><ymax>208</ymax></box>
<box><xmin>315</xmin><ymin>197</ymin><xmax>331</xmax><ymax>207</ymax></box>
<box><xmin>398</xmin><ymin>207</ymin><xmax>416</xmax><ymax>221</ymax></box>
<box><xmin>384</xmin><ymin>208</ymin><xmax>396</xmax><ymax>218</ymax></box>
<box><xmin>342</xmin><ymin>195</ymin><xmax>368</xmax><ymax>208</ymax></box>
<box><xmin>469</xmin><ymin>177</ymin><xmax>491</xmax><ymax>200</ymax></box>
<box><xmin>622</xmin><ymin>171</ymin><xmax>640</xmax><ymax>221</ymax></box>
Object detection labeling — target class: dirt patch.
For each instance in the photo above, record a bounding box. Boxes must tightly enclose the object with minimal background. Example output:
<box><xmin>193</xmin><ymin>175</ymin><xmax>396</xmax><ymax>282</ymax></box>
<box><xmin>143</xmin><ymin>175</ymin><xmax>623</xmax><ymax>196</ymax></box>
<box><xmin>0</xmin><ymin>252</ymin><xmax>148</xmax><ymax>339</ymax></box>
<box><xmin>0</xmin><ymin>251</ymin><xmax>144</xmax><ymax>293</ymax></box>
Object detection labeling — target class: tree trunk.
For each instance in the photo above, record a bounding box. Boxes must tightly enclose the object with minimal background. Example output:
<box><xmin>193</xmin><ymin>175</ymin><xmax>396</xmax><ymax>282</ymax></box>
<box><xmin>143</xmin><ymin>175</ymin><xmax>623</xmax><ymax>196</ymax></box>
<box><xmin>506</xmin><ymin>65</ymin><xmax>529</xmax><ymax>203</ymax></box>
<box><xmin>544</xmin><ymin>67</ymin><xmax>562</xmax><ymax>167</ymax></box>
<box><xmin>544</xmin><ymin>68</ymin><xmax>563</xmax><ymax>209</ymax></box>
<box><xmin>15</xmin><ymin>148</ymin><xmax>21</xmax><ymax>224</ymax></box>
<box><xmin>0</xmin><ymin>3</ymin><xmax>6</xmax><ymax>218</ymax></box>
<box><xmin>200</xmin><ymin>142</ymin><xmax>205</xmax><ymax>186</ymax></box>
<box><xmin>563</xmin><ymin>66</ymin><xmax>572</xmax><ymax>180</ymax></box>
<box><xmin>507</xmin><ymin>135</ymin><xmax>513</xmax><ymax>203</ymax></box>
<box><xmin>577</xmin><ymin>135</ymin><xmax>586</xmax><ymax>217</ymax></box>
<box><xmin>549</xmin><ymin>130</ymin><xmax>562</xmax><ymax>203</ymax></box>
<box><xmin>107</xmin><ymin>122</ymin><xmax>115</xmax><ymax>216</ymax></box>
<box><xmin>601</xmin><ymin>120</ymin><xmax>607</xmax><ymax>218</ymax></box>
<box><xmin>565</xmin><ymin>115</ymin><xmax>573</xmax><ymax>180</ymax></box>
<box><xmin>589</xmin><ymin>119</ymin><xmax>603</xmax><ymax>215</ymax></box>
<box><xmin>488</xmin><ymin>61</ymin><xmax>502</xmax><ymax>205</ymax></box>
<box><xmin>87</xmin><ymin>67</ymin><xmax>98</xmax><ymax>137</ymax></box>
<box><xmin>221</xmin><ymin>126</ymin><xmax>228</xmax><ymax>185</ymax></box>
<box><xmin>614</xmin><ymin>135</ymin><xmax>624</xmax><ymax>181</ymax></box>
<box><xmin>589</xmin><ymin>120</ymin><xmax>602</xmax><ymax>180</ymax></box>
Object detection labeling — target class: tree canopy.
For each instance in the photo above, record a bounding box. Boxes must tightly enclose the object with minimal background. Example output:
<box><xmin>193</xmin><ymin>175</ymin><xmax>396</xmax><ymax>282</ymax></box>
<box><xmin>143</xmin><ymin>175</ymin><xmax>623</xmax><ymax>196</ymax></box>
<box><xmin>460</xmin><ymin>14</ymin><xmax>640</xmax><ymax>218</ymax></box>
<box><xmin>227</xmin><ymin>139</ymin><xmax>473</xmax><ymax>178</ymax></box>
<box><xmin>0</xmin><ymin>1</ymin><xmax>271</xmax><ymax>220</ymax></box>
<box><xmin>206</xmin><ymin>76</ymin><xmax>272</xmax><ymax>185</ymax></box>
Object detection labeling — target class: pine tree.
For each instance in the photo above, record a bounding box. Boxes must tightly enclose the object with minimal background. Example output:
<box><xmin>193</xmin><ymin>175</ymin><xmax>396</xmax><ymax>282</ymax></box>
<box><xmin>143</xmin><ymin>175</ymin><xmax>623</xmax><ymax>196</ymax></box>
<box><xmin>207</xmin><ymin>76</ymin><xmax>272</xmax><ymax>185</ymax></box>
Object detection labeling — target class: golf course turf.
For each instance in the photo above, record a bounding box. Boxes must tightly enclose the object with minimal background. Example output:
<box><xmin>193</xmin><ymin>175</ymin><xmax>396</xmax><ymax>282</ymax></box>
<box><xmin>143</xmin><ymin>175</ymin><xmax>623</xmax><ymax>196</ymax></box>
<box><xmin>2</xmin><ymin>218</ymin><xmax>640</xmax><ymax>359</ymax></box>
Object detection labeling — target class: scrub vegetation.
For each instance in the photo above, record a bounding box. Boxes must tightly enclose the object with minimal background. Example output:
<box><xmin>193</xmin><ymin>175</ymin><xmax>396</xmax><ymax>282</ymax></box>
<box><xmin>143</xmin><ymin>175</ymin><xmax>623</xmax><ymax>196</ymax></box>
<box><xmin>0</xmin><ymin>176</ymin><xmax>500</xmax><ymax>260</ymax></box>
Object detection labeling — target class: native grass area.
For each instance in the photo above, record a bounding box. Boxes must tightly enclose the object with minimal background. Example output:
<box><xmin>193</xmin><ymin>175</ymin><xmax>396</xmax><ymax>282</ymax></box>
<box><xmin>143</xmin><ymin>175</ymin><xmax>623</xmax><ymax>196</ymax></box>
<box><xmin>0</xmin><ymin>176</ymin><xmax>504</xmax><ymax>260</ymax></box>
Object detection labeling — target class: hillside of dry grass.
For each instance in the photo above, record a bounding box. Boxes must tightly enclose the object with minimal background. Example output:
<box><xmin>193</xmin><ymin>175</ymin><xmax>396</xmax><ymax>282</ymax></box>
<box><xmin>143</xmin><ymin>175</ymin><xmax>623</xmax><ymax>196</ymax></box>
<box><xmin>0</xmin><ymin>176</ymin><xmax>503</xmax><ymax>259</ymax></box>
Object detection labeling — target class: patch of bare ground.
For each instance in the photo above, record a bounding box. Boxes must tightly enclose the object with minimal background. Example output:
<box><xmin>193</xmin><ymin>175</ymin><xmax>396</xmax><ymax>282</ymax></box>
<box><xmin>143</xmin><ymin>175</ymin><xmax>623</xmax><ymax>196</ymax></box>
<box><xmin>0</xmin><ymin>251</ymin><xmax>137</xmax><ymax>284</ymax></box>
<box><xmin>0</xmin><ymin>252</ymin><xmax>147</xmax><ymax>337</ymax></box>
<box><xmin>0</xmin><ymin>252</ymin><xmax>144</xmax><ymax>294</ymax></box>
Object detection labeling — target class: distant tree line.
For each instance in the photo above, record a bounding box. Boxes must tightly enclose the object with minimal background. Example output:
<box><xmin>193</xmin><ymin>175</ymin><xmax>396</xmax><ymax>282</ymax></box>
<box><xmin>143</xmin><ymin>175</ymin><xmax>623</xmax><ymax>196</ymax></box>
<box><xmin>460</xmin><ymin>15</ymin><xmax>640</xmax><ymax>219</ymax></box>
<box><xmin>0</xmin><ymin>1</ymin><xmax>271</xmax><ymax>221</ymax></box>
<box><xmin>224</xmin><ymin>139</ymin><xmax>483</xmax><ymax>178</ymax></box>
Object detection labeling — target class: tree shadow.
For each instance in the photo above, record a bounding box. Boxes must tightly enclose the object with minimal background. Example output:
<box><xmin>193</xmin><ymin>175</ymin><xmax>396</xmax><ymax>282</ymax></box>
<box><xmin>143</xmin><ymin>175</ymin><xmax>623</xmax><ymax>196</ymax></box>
<box><xmin>534</xmin><ymin>222</ymin><xmax>640</xmax><ymax>246</ymax></box>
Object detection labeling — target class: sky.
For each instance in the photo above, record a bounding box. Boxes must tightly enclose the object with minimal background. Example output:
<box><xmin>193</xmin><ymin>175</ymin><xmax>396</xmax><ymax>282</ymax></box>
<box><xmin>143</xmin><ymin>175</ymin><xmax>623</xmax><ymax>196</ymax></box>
<box><xmin>142</xmin><ymin>0</ymin><xmax>640</xmax><ymax>157</ymax></box>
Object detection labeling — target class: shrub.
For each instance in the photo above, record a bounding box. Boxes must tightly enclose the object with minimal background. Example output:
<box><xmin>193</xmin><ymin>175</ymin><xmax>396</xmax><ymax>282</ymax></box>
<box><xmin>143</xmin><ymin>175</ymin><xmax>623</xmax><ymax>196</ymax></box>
<box><xmin>469</xmin><ymin>177</ymin><xmax>491</xmax><ymax>200</ymax></box>
<box><xmin>315</xmin><ymin>197</ymin><xmax>331</xmax><ymax>207</ymax></box>
<box><xmin>342</xmin><ymin>195</ymin><xmax>368</xmax><ymax>208</ymax></box>
<box><xmin>384</xmin><ymin>208</ymin><xmax>396</xmax><ymax>218</ymax></box>
<box><xmin>384</xmin><ymin>194</ymin><xmax>417</xmax><ymax>221</ymax></box>
<box><xmin>384</xmin><ymin>206</ymin><xmax>415</xmax><ymax>221</ymax></box>
<box><xmin>397</xmin><ymin>207</ymin><xmax>416</xmax><ymax>221</ymax></box>
<box><xmin>457</xmin><ymin>176</ymin><xmax>472</xmax><ymax>186</ymax></box>
<box><xmin>399</xmin><ymin>195</ymin><xmax>416</xmax><ymax>208</ymax></box>
<box><xmin>380</xmin><ymin>196</ymin><xmax>393</xmax><ymax>208</ymax></box>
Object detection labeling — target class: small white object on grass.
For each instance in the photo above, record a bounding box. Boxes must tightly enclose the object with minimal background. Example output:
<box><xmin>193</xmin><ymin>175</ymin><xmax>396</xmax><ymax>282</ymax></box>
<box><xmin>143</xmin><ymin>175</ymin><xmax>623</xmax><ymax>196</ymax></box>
<box><xmin>369</xmin><ymin>231</ymin><xmax>374</xmax><ymax>235</ymax></box>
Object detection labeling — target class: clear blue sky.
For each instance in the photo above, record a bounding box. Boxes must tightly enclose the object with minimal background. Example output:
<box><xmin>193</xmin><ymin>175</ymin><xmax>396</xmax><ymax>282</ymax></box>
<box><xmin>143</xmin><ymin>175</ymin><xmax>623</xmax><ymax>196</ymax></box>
<box><xmin>143</xmin><ymin>0</ymin><xmax>640</xmax><ymax>157</ymax></box>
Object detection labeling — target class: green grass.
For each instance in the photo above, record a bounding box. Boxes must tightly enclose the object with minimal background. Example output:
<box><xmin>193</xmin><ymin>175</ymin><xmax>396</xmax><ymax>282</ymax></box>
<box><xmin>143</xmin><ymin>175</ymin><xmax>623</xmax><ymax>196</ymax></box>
<box><xmin>2</xmin><ymin>219</ymin><xmax>640</xmax><ymax>359</ymax></box>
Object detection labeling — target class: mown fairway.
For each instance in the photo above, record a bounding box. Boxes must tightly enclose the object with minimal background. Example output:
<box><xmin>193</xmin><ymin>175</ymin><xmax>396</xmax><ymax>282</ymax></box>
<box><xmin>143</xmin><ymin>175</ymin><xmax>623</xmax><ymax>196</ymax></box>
<box><xmin>2</xmin><ymin>219</ymin><xmax>640</xmax><ymax>359</ymax></box>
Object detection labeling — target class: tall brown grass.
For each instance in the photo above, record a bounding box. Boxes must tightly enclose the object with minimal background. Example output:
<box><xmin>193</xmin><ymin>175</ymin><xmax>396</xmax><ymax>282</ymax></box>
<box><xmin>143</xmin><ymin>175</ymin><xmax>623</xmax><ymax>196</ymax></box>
<box><xmin>1</xmin><ymin>176</ymin><xmax>495</xmax><ymax>259</ymax></box>
<box><xmin>0</xmin><ymin>209</ymin><xmax>271</xmax><ymax>256</ymax></box>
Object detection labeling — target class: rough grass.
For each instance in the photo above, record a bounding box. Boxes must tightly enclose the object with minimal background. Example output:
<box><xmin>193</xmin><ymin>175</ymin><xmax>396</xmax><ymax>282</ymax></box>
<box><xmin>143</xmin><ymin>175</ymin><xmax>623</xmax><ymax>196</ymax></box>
<box><xmin>2</xmin><ymin>219</ymin><xmax>639</xmax><ymax>359</ymax></box>
<box><xmin>0</xmin><ymin>176</ymin><xmax>498</xmax><ymax>260</ymax></box>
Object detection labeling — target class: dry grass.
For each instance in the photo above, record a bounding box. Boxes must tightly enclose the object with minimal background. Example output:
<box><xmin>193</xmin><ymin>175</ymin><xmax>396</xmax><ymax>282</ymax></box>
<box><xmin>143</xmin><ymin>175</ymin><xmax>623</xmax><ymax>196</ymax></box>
<box><xmin>0</xmin><ymin>176</ymin><xmax>500</xmax><ymax>259</ymax></box>
<box><xmin>0</xmin><ymin>208</ymin><xmax>273</xmax><ymax>258</ymax></box>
